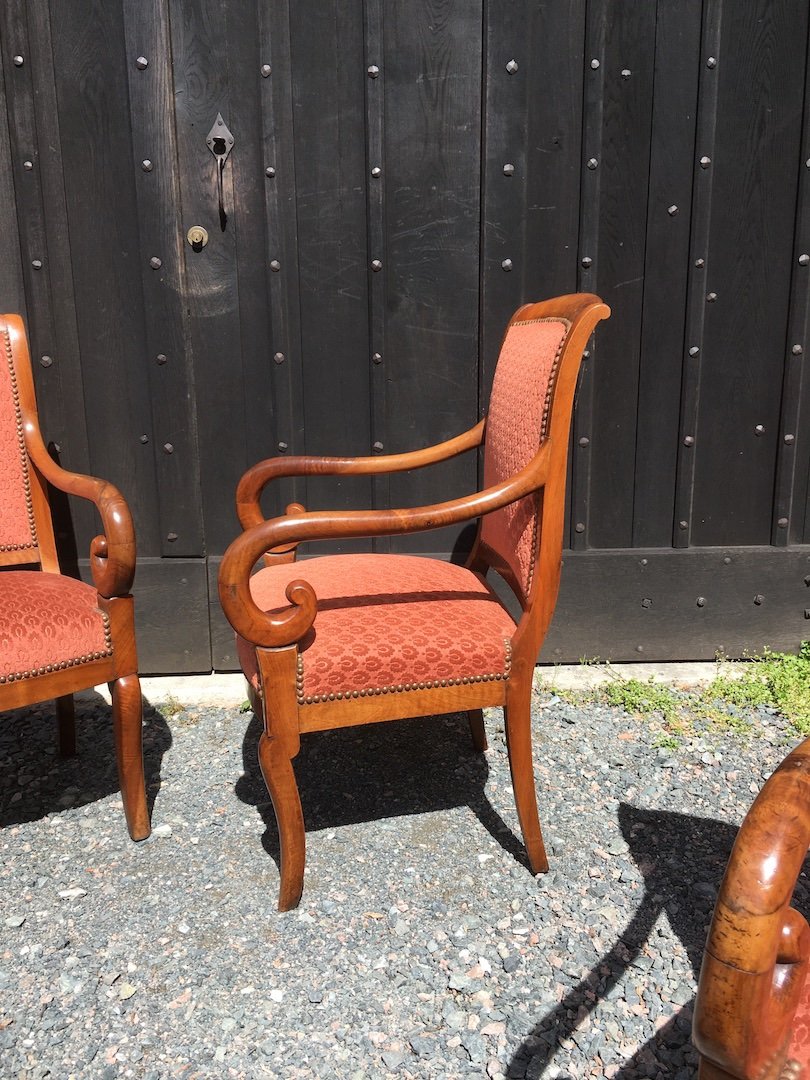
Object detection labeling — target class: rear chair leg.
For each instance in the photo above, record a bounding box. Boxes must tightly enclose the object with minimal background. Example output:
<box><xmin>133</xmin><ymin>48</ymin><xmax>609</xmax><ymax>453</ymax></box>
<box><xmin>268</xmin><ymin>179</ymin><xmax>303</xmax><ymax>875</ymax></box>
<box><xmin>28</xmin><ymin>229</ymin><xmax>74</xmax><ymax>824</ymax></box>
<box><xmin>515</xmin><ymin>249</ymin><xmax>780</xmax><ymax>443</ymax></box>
<box><xmin>258</xmin><ymin>731</ymin><xmax>306</xmax><ymax>912</ymax></box>
<box><xmin>467</xmin><ymin>709</ymin><xmax>488</xmax><ymax>751</ymax></box>
<box><xmin>112</xmin><ymin>674</ymin><xmax>151</xmax><ymax>841</ymax></box>
<box><xmin>56</xmin><ymin>694</ymin><xmax>76</xmax><ymax>757</ymax></box>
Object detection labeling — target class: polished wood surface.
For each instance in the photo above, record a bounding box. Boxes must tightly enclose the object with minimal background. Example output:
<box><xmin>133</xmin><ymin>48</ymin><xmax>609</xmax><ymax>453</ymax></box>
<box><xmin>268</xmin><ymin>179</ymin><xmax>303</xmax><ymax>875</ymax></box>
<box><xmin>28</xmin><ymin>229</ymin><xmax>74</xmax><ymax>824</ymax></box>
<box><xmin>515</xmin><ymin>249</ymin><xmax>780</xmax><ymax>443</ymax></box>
<box><xmin>0</xmin><ymin>316</ymin><xmax>149</xmax><ymax>841</ymax></box>
<box><xmin>219</xmin><ymin>294</ymin><xmax>610</xmax><ymax>909</ymax></box>
<box><xmin>693</xmin><ymin>736</ymin><xmax>810</xmax><ymax>1079</ymax></box>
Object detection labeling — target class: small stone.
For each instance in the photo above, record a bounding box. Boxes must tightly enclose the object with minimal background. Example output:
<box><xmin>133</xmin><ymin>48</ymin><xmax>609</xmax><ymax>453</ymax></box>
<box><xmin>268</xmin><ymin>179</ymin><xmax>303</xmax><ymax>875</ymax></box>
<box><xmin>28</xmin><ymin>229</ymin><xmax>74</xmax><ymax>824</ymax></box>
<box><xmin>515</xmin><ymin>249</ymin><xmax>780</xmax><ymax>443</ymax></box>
<box><xmin>4</xmin><ymin>915</ymin><xmax>25</xmax><ymax>928</ymax></box>
<box><xmin>381</xmin><ymin>1051</ymin><xmax>405</xmax><ymax>1070</ymax></box>
<box><xmin>503</xmin><ymin>955</ymin><xmax>521</xmax><ymax>974</ymax></box>
<box><xmin>152</xmin><ymin>824</ymin><xmax>173</xmax><ymax>838</ymax></box>
<box><xmin>58</xmin><ymin>888</ymin><xmax>87</xmax><ymax>901</ymax></box>
<box><xmin>118</xmin><ymin>983</ymin><xmax>137</xmax><ymax>1000</ymax></box>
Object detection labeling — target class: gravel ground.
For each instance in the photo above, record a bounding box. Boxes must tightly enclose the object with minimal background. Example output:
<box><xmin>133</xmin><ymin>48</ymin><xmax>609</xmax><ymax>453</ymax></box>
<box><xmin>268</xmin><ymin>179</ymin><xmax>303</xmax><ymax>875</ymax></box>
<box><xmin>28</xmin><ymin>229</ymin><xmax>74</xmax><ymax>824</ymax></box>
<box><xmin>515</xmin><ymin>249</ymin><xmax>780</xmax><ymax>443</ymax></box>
<box><xmin>1</xmin><ymin>680</ymin><xmax>806</xmax><ymax>1080</ymax></box>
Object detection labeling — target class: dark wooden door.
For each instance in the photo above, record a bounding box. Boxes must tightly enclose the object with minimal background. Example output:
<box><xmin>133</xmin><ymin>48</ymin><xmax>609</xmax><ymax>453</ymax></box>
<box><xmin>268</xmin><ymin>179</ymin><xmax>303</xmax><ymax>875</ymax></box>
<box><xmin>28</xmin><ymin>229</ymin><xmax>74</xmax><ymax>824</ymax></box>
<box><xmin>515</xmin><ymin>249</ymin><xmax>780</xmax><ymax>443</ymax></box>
<box><xmin>1</xmin><ymin>0</ymin><xmax>808</xmax><ymax>672</ymax></box>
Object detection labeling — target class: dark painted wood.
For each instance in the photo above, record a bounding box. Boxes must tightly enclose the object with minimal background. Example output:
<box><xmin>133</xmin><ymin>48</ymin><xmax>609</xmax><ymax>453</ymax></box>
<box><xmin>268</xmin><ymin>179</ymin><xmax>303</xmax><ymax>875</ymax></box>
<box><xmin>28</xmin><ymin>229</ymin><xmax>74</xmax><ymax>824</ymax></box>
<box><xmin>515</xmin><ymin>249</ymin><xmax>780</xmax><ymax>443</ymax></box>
<box><xmin>80</xmin><ymin>557</ymin><xmax>211</xmax><ymax>674</ymax></box>
<box><xmin>632</xmin><ymin>0</ymin><xmax>702</xmax><ymax>547</ymax></box>
<box><xmin>258</xmin><ymin>0</ymin><xmax>306</xmax><ymax>519</ymax></box>
<box><xmin>691</xmin><ymin>0</ymin><xmax>807</xmax><ymax>546</ymax></box>
<box><xmin>382</xmin><ymin>0</ymin><xmax>483</xmax><ymax>554</ymax></box>
<box><xmin>586</xmin><ymin>1</ymin><xmax>657</xmax><ymax>549</ymax></box>
<box><xmin>0</xmin><ymin>48</ymin><xmax>25</xmax><ymax>321</ymax></box>
<box><xmin>48</xmin><ymin>0</ymin><xmax>161</xmax><ymax>555</ymax></box>
<box><xmin>123</xmin><ymin>0</ymin><xmax>204</xmax><ymax>558</ymax></box>
<box><xmin>672</xmin><ymin>0</ymin><xmax>722</xmax><ymax>550</ymax></box>
<box><xmin>169</xmin><ymin>0</ymin><xmax>246</xmax><ymax>555</ymax></box>
<box><xmin>540</xmin><ymin>547</ymin><xmax>810</xmax><ymax>663</ymax></box>
<box><xmin>1</xmin><ymin>0</ymin><xmax>809</xmax><ymax>669</ymax></box>
<box><xmin>289</xmin><ymin>1</ymin><xmax>372</xmax><ymax>548</ymax></box>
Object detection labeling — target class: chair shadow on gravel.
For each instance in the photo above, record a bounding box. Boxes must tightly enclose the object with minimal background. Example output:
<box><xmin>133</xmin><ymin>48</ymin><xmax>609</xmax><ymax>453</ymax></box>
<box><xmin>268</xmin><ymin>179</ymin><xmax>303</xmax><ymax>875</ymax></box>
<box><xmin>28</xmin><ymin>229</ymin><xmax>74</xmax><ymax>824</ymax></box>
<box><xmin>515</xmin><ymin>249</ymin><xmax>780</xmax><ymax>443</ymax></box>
<box><xmin>508</xmin><ymin>801</ymin><xmax>810</xmax><ymax>1078</ymax></box>
<box><xmin>0</xmin><ymin>692</ymin><xmax>171</xmax><ymax>829</ymax></box>
<box><xmin>234</xmin><ymin>710</ymin><xmax>531</xmax><ymax>878</ymax></box>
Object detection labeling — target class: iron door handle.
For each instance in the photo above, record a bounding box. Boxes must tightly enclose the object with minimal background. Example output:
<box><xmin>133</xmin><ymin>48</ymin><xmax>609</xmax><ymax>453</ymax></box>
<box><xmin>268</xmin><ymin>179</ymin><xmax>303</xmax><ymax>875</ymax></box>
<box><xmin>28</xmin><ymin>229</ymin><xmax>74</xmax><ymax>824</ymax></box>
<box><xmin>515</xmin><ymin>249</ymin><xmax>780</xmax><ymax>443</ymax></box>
<box><xmin>206</xmin><ymin>113</ymin><xmax>234</xmax><ymax>230</ymax></box>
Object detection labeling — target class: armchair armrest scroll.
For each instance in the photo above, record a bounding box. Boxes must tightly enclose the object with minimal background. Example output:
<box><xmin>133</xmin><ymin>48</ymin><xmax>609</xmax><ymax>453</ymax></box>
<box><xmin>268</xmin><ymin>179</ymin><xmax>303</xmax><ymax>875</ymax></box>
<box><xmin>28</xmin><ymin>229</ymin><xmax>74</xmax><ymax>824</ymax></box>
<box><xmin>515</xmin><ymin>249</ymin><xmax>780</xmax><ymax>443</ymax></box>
<box><xmin>24</xmin><ymin>421</ymin><xmax>136</xmax><ymax>597</ymax></box>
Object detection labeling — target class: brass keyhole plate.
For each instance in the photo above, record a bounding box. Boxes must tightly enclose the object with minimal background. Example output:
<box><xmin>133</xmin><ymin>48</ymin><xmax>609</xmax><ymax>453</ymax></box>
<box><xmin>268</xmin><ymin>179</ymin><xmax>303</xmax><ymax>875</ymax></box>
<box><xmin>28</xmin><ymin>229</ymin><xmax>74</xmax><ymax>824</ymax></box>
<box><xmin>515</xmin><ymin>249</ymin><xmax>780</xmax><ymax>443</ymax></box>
<box><xmin>187</xmin><ymin>226</ymin><xmax>209</xmax><ymax>248</ymax></box>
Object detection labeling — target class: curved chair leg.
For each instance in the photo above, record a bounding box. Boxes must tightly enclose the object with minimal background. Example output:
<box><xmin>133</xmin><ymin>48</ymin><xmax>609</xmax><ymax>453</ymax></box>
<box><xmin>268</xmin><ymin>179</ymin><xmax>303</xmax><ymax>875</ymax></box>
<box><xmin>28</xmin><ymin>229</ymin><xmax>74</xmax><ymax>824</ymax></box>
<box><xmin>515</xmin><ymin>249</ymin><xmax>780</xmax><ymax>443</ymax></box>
<box><xmin>503</xmin><ymin>685</ymin><xmax>549</xmax><ymax>874</ymax></box>
<box><xmin>258</xmin><ymin>732</ymin><xmax>306</xmax><ymax>911</ymax></box>
<box><xmin>56</xmin><ymin>694</ymin><xmax>76</xmax><ymax>757</ymax></box>
<box><xmin>111</xmin><ymin>674</ymin><xmax>151</xmax><ymax>841</ymax></box>
<box><xmin>467</xmin><ymin>709</ymin><xmax>488</xmax><ymax>751</ymax></box>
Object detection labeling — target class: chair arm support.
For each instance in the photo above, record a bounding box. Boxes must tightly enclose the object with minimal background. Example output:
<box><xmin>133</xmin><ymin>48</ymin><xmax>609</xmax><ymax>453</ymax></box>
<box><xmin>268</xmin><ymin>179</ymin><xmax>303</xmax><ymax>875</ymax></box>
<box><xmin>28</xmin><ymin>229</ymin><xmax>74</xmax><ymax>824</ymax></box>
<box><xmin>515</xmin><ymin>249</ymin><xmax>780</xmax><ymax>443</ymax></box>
<box><xmin>236</xmin><ymin>419</ymin><xmax>486</xmax><ymax>529</ymax></box>
<box><xmin>218</xmin><ymin>438</ymin><xmax>551</xmax><ymax>648</ymax></box>
<box><xmin>24</xmin><ymin>421</ymin><xmax>136</xmax><ymax>597</ymax></box>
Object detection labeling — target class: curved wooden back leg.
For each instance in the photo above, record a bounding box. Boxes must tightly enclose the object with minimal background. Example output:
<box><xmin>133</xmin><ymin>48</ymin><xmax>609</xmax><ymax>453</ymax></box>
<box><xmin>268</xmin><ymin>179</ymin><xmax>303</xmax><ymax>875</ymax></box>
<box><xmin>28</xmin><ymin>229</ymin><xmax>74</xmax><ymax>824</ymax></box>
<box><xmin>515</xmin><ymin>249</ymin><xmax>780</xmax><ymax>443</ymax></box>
<box><xmin>468</xmin><ymin>709</ymin><xmax>488</xmax><ymax>751</ymax></box>
<box><xmin>56</xmin><ymin>694</ymin><xmax>76</xmax><ymax>757</ymax></box>
<box><xmin>258</xmin><ymin>731</ymin><xmax>306</xmax><ymax>911</ymax></box>
<box><xmin>112</xmin><ymin>673</ymin><xmax>150</xmax><ymax>841</ymax></box>
<box><xmin>503</xmin><ymin>669</ymin><xmax>548</xmax><ymax>874</ymax></box>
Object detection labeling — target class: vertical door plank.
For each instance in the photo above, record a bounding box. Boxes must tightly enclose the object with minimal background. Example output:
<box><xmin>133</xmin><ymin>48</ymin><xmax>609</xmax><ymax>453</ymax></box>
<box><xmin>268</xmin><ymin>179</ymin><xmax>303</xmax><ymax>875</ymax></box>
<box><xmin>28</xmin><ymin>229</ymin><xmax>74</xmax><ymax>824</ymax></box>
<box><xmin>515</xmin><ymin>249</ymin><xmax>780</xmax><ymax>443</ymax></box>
<box><xmin>383</xmin><ymin>0</ymin><xmax>483</xmax><ymax>554</ymax></box>
<box><xmin>289</xmin><ymin>1</ymin><xmax>372</xmax><ymax>546</ymax></box>
<box><xmin>169</xmin><ymin>0</ymin><xmax>246</xmax><ymax>554</ymax></box>
<box><xmin>123</xmin><ymin>0</ymin><xmax>204</xmax><ymax>557</ymax></box>
<box><xmin>47</xmin><ymin>0</ymin><xmax>162</xmax><ymax>554</ymax></box>
<box><xmin>584</xmin><ymin>0</ymin><xmax>657</xmax><ymax>550</ymax></box>
<box><xmin>632</xmin><ymin>0</ymin><xmax>703</xmax><ymax>548</ymax></box>
<box><xmin>691</xmin><ymin>0</ymin><xmax>807</xmax><ymax>545</ymax></box>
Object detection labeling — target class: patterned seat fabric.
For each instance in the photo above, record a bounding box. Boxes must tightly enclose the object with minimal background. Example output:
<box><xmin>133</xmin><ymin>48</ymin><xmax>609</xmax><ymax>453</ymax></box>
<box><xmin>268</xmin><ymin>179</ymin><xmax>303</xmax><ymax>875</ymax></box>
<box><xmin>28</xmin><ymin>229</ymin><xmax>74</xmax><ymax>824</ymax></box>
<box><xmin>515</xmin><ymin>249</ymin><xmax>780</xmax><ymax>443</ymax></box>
<box><xmin>0</xmin><ymin>571</ymin><xmax>113</xmax><ymax>684</ymax></box>
<box><xmin>789</xmin><ymin>968</ymin><xmax>810</xmax><ymax>1070</ymax></box>
<box><xmin>237</xmin><ymin>554</ymin><xmax>516</xmax><ymax>704</ymax></box>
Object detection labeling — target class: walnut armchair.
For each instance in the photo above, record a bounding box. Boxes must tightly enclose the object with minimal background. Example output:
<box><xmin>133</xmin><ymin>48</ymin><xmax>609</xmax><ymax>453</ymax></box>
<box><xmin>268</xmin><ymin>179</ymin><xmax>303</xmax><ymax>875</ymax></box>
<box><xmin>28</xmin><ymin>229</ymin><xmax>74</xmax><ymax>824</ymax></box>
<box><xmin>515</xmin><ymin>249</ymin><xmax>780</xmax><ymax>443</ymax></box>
<box><xmin>219</xmin><ymin>293</ymin><xmax>609</xmax><ymax>910</ymax></box>
<box><xmin>0</xmin><ymin>315</ymin><xmax>149</xmax><ymax>841</ymax></box>
<box><xmin>693</xmin><ymin>736</ymin><xmax>810</xmax><ymax>1079</ymax></box>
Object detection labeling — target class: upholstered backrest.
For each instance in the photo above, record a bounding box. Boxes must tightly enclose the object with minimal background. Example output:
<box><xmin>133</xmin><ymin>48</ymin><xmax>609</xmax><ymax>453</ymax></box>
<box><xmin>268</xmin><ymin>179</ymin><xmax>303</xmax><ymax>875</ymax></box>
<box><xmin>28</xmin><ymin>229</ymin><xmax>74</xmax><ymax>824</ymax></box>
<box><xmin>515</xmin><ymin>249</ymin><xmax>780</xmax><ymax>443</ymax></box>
<box><xmin>480</xmin><ymin>317</ymin><xmax>569</xmax><ymax>602</ymax></box>
<box><xmin>0</xmin><ymin>322</ymin><xmax>39</xmax><ymax>558</ymax></box>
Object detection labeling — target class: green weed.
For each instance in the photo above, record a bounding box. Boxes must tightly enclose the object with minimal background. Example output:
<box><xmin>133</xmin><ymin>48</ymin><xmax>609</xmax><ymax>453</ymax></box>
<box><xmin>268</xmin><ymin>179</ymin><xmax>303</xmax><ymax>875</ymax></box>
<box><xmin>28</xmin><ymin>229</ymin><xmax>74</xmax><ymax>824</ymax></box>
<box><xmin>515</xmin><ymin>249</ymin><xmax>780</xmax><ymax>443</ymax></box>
<box><xmin>603</xmin><ymin>678</ymin><xmax>679</xmax><ymax>722</ymax></box>
<box><xmin>704</xmin><ymin>643</ymin><xmax>810</xmax><ymax>735</ymax></box>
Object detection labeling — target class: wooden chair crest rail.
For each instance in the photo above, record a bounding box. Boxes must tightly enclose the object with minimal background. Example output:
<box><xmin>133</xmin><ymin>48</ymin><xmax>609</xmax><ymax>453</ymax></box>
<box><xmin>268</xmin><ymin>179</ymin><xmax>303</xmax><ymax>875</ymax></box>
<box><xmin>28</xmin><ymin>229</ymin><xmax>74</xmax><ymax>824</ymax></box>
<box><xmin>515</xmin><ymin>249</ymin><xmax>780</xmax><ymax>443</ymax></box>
<box><xmin>218</xmin><ymin>293</ymin><xmax>610</xmax><ymax>910</ymax></box>
<box><xmin>0</xmin><ymin>315</ymin><xmax>149</xmax><ymax>842</ymax></box>
<box><xmin>693</xmin><ymin>737</ymin><xmax>810</xmax><ymax>1079</ymax></box>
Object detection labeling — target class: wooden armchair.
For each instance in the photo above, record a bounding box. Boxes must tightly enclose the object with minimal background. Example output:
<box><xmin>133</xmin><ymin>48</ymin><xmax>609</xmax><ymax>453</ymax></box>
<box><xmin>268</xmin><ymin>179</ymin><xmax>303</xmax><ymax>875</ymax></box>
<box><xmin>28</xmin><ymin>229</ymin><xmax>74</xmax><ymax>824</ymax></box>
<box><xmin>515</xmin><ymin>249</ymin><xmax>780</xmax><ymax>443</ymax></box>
<box><xmin>693</xmin><ymin>737</ymin><xmax>810</xmax><ymax>1079</ymax></box>
<box><xmin>0</xmin><ymin>316</ymin><xmax>149</xmax><ymax>841</ymax></box>
<box><xmin>219</xmin><ymin>293</ymin><xmax>609</xmax><ymax>909</ymax></box>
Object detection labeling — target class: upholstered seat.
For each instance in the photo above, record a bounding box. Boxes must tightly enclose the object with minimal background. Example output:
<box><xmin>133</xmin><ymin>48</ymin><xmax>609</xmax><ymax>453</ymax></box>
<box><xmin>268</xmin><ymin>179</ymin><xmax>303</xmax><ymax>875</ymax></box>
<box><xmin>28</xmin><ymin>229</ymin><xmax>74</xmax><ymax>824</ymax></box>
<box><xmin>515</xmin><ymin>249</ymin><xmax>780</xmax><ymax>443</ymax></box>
<box><xmin>220</xmin><ymin>294</ymin><xmax>610</xmax><ymax>909</ymax></box>
<box><xmin>0</xmin><ymin>572</ymin><xmax>113</xmax><ymax>684</ymax></box>
<box><xmin>237</xmin><ymin>554</ymin><xmax>515</xmax><ymax>703</ymax></box>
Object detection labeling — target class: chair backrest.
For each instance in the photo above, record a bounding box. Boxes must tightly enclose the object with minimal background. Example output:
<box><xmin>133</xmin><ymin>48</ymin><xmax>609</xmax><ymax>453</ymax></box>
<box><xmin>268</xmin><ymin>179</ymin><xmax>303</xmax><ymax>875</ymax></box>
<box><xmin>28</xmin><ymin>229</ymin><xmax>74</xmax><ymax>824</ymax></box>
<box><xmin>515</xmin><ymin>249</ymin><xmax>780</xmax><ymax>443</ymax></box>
<box><xmin>0</xmin><ymin>316</ymin><xmax>58</xmax><ymax>571</ymax></box>
<box><xmin>693</xmin><ymin>736</ymin><xmax>810</xmax><ymax>1079</ymax></box>
<box><xmin>477</xmin><ymin>295</ymin><xmax>607</xmax><ymax>610</ymax></box>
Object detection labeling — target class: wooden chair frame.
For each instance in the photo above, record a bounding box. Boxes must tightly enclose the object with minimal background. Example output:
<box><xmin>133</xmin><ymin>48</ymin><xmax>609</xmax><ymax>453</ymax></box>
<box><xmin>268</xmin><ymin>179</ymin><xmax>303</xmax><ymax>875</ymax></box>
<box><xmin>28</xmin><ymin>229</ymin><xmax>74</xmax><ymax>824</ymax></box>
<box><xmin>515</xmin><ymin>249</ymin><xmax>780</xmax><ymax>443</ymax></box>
<box><xmin>693</xmin><ymin>736</ymin><xmax>810</xmax><ymax>1079</ymax></box>
<box><xmin>0</xmin><ymin>316</ymin><xmax>149</xmax><ymax>841</ymax></box>
<box><xmin>219</xmin><ymin>294</ymin><xmax>609</xmax><ymax>909</ymax></box>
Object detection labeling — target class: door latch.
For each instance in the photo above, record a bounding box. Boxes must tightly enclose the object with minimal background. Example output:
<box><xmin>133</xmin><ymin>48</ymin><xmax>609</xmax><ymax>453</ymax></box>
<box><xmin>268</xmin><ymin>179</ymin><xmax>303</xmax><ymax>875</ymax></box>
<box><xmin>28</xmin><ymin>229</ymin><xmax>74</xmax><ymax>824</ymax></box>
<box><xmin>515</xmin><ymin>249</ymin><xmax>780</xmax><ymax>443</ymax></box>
<box><xmin>206</xmin><ymin>113</ymin><xmax>234</xmax><ymax>231</ymax></box>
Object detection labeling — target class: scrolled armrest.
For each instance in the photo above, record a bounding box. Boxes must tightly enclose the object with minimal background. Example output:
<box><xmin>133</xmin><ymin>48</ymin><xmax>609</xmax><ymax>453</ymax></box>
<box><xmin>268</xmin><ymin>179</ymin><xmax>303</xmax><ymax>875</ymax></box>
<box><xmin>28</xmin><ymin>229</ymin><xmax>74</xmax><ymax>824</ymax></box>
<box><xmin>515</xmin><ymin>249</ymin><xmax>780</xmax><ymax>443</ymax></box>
<box><xmin>219</xmin><ymin>439</ymin><xmax>551</xmax><ymax>648</ymax></box>
<box><xmin>24</xmin><ymin>421</ymin><xmax>136</xmax><ymax>597</ymax></box>
<box><xmin>236</xmin><ymin>420</ymin><xmax>486</xmax><ymax>529</ymax></box>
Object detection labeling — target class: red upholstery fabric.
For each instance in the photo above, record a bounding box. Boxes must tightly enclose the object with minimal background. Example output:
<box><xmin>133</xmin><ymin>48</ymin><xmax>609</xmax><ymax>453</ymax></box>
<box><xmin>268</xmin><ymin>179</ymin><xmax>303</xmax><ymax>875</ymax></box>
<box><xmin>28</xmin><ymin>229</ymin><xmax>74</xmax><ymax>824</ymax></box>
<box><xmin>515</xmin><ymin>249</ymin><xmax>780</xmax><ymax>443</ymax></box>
<box><xmin>237</xmin><ymin>554</ymin><xmax>515</xmax><ymax>704</ymax></box>
<box><xmin>481</xmin><ymin>318</ymin><xmax>568</xmax><ymax>603</ymax></box>
<box><xmin>789</xmin><ymin>969</ymin><xmax>810</xmax><ymax>1069</ymax></box>
<box><xmin>0</xmin><ymin>327</ymin><xmax>38</xmax><ymax>554</ymax></box>
<box><xmin>0</xmin><ymin>571</ymin><xmax>112</xmax><ymax>683</ymax></box>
